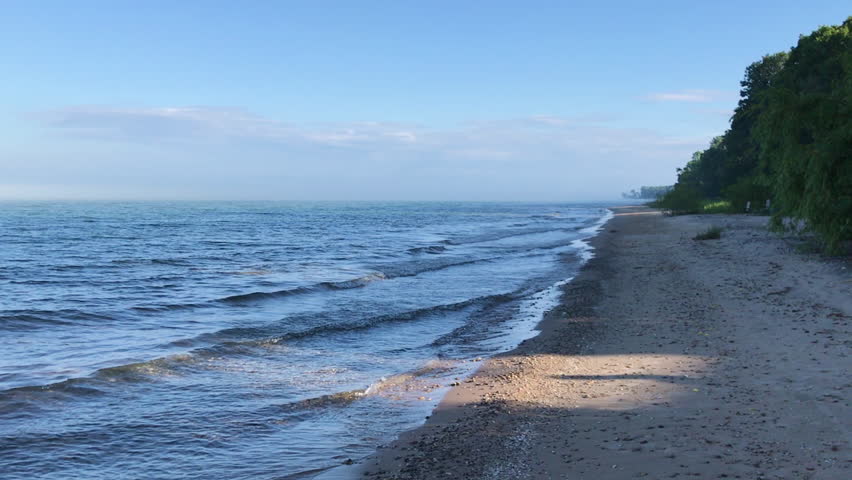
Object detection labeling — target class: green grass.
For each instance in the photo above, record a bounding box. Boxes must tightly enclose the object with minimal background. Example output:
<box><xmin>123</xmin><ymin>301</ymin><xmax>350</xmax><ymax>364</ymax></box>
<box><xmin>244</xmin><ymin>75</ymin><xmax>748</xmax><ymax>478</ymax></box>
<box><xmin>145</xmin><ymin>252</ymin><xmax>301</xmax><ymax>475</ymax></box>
<box><xmin>693</xmin><ymin>226</ymin><xmax>723</xmax><ymax>240</ymax></box>
<box><xmin>702</xmin><ymin>200</ymin><xmax>733</xmax><ymax>214</ymax></box>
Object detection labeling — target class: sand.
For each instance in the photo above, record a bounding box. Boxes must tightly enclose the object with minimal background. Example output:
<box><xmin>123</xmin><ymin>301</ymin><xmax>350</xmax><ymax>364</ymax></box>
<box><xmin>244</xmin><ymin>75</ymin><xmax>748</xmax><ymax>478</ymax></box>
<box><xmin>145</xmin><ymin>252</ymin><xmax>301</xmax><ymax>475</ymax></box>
<box><xmin>358</xmin><ymin>206</ymin><xmax>851</xmax><ymax>479</ymax></box>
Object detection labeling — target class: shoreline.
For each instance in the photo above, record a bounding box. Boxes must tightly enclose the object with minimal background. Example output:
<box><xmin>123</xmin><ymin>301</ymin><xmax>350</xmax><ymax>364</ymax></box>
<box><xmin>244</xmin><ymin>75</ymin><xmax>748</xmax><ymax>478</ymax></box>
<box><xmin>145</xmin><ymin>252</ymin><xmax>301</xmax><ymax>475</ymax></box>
<box><xmin>354</xmin><ymin>206</ymin><xmax>851</xmax><ymax>479</ymax></box>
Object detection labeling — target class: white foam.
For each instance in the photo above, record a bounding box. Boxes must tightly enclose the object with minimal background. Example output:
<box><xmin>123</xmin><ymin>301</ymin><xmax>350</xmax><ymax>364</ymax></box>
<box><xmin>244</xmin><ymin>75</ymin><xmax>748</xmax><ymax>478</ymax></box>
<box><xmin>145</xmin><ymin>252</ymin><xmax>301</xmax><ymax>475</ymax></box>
<box><xmin>570</xmin><ymin>238</ymin><xmax>594</xmax><ymax>262</ymax></box>
<box><xmin>507</xmin><ymin>208</ymin><xmax>613</xmax><ymax>345</ymax></box>
<box><xmin>515</xmin><ymin>278</ymin><xmax>573</xmax><ymax>337</ymax></box>
<box><xmin>363</xmin><ymin>377</ymin><xmax>386</xmax><ymax>395</ymax></box>
<box><xmin>572</xmin><ymin>208</ymin><xmax>613</xmax><ymax>262</ymax></box>
<box><xmin>578</xmin><ymin>208</ymin><xmax>614</xmax><ymax>234</ymax></box>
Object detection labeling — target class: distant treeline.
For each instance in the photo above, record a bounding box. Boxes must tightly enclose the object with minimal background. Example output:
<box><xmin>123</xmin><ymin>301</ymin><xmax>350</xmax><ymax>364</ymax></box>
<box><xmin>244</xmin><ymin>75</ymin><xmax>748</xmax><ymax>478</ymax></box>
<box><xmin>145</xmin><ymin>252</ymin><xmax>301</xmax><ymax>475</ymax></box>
<box><xmin>622</xmin><ymin>186</ymin><xmax>673</xmax><ymax>199</ymax></box>
<box><xmin>653</xmin><ymin>17</ymin><xmax>851</xmax><ymax>252</ymax></box>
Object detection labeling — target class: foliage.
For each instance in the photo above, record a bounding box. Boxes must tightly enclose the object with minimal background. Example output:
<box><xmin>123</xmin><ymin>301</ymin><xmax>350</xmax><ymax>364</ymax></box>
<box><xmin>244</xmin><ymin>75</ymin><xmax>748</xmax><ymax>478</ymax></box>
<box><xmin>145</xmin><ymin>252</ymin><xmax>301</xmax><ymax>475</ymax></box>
<box><xmin>671</xmin><ymin>53</ymin><xmax>788</xmax><ymax>203</ymax></box>
<box><xmin>676</xmin><ymin>136</ymin><xmax>728</xmax><ymax>198</ymax></box>
<box><xmin>724</xmin><ymin>52</ymin><xmax>789</xmax><ymax>186</ymax></box>
<box><xmin>755</xmin><ymin>17</ymin><xmax>852</xmax><ymax>252</ymax></box>
<box><xmin>723</xmin><ymin>176</ymin><xmax>771</xmax><ymax>213</ymax></box>
<box><xmin>702</xmin><ymin>200</ymin><xmax>734</xmax><ymax>214</ymax></box>
<box><xmin>651</xmin><ymin>184</ymin><xmax>704</xmax><ymax>215</ymax></box>
<box><xmin>622</xmin><ymin>185</ymin><xmax>673</xmax><ymax>199</ymax></box>
<box><xmin>654</xmin><ymin>16</ymin><xmax>851</xmax><ymax>253</ymax></box>
<box><xmin>675</xmin><ymin>53</ymin><xmax>788</xmax><ymax>203</ymax></box>
<box><xmin>693</xmin><ymin>226</ymin><xmax>723</xmax><ymax>241</ymax></box>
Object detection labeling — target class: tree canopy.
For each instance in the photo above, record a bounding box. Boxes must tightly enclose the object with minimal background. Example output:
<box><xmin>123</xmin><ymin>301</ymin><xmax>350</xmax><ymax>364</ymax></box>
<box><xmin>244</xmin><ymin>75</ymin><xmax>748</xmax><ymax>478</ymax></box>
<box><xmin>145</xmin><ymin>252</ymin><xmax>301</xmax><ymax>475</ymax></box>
<box><xmin>622</xmin><ymin>186</ymin><xmax>673</xmax><ymax>199</ymax></box>
<box><xmin>756</xmin><ymin>18</ymin><xmax>852</xmax><ymax>251</ymax></box>
<box><xmin>655</xmin><ymin>16</ymin><xmax>851</xmax><ymax>252</ymax></box>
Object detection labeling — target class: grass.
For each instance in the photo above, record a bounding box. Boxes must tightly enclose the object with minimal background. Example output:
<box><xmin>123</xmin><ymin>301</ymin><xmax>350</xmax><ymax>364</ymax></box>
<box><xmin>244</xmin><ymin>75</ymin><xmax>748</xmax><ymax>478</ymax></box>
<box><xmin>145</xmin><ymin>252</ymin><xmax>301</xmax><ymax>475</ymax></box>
<box><xmin>702</xmin><ymin>200</ymin><xmax>733</xmax><ymax>214</ymax></box>
<box><xmin>649</xmin><ymin>189</ymin><xmax>759</xmax><ymax>216</ymax></box>
<box><xmin>693</xmin><ymin>226</ymin><xmax>723</xmax><ymax>240</ymax></box>
<box><xmin>649</xmin><ymin>193</ymin><xmax>738</xmax><ymax>216</ymax></box>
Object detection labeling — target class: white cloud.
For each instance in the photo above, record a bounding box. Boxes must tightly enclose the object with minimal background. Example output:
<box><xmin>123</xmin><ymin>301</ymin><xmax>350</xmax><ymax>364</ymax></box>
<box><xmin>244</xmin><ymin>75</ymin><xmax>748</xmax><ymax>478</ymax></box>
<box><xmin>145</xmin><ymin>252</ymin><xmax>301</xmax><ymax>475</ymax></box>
<box><xmin>38</xmin><ymin>106</ymin><xmax>421</xmax><ymax>147</ymax></box>
<box><xmin>41</xmin><ymin>106</ymin><xmax>282</xmax><ymax>140</ymax></box>
<box><xmin>693</xmin><ymin>107</ymin><xmax>735</xmax><ymax>118</ymax></box>
<box><xmin>644</xmin><ymin>89</ymin><xmax>735</xmax><ymax>103</ymax></box>
<box><xmin>37</xmin><ymin>106</ymin><xmax>701</xmax><ymax>149</ymax></box>
<box><xmin>14</xmin><ymin>106</ymin><xmax>713</xmax><ymax>200</ymax></box>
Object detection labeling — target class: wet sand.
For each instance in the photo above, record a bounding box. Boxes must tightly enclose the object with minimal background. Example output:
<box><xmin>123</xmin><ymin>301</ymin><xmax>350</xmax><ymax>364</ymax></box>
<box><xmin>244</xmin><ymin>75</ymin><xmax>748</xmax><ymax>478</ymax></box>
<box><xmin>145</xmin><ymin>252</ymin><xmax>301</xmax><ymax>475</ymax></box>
<box><xmin>358</xmin><ymin>206</ymin><xmax>851</xmax><ymax>479</ymax></box>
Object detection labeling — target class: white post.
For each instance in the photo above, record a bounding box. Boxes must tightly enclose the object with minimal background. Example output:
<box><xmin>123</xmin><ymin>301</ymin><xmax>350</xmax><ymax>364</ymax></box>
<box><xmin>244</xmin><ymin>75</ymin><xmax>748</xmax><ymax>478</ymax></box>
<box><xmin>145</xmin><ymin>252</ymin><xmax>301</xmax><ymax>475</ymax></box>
<box><xmin>746</xmin><ymin>201</ymin><xmax>751</xmax><ymax>213</ymax></box>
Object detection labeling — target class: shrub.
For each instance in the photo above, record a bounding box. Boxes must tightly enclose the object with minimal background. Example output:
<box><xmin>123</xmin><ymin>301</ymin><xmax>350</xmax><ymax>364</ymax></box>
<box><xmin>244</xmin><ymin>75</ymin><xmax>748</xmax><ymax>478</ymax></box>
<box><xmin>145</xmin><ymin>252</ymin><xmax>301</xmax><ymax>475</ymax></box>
<box><xmin>724</xmin><ymin>176</ymin><xmax>771</xmax><ymax>214</ymax></box>
<box><xmin>652</xmin><ymin>184</ymin><xmax>704</xmax><ymax>215</ymax></box>
<box><xmin>693</xmin><ymin>226</ymin><xmax>723</xmax><ymax>240</ymax></box>
<box><xmin>702</xmin><ymin>200</ymin><xmax>733</xmax><ymax>214</ymax></box>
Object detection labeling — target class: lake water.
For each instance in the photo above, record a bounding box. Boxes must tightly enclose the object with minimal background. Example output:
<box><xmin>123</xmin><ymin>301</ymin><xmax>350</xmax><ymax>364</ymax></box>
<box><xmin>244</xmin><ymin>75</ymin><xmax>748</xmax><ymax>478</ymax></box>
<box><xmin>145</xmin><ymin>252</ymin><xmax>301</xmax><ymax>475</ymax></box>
<box><xmin>0</xmin><ymin>201</ymin><xmax>611</xmax><ymax>479</ymax></box>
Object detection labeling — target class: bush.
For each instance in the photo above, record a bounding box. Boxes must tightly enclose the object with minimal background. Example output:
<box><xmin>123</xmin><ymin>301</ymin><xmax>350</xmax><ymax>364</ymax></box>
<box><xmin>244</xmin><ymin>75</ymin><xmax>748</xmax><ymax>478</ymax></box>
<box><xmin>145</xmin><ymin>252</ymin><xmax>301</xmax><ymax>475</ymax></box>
<box><xmin>724</xmin><ymin>176</ymin><xmax>771</xmax><ymax>214</ymax></box>
<box><xmin>651</xmin><ymin>184</ymin><xmax>704</xmax><ymax>215</ymax></box>
<box><xmin>702</xmin><ymin>200</ymin><xmax>734</xmax><ymax>214</ymax></box>
<box><xmin>693</xmin><ymin>226</ymin><xmax>723</xmax><ymax>240</ymax></box>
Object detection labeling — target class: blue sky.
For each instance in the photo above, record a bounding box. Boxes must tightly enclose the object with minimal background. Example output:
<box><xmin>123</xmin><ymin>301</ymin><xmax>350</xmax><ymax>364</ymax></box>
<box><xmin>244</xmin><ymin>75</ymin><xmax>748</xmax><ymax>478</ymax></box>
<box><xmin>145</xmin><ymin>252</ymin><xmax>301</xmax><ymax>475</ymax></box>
<box><xmin>1</xmin><ymin>1</ymin><xmax>848</xmax><ymax>200</ymax></box>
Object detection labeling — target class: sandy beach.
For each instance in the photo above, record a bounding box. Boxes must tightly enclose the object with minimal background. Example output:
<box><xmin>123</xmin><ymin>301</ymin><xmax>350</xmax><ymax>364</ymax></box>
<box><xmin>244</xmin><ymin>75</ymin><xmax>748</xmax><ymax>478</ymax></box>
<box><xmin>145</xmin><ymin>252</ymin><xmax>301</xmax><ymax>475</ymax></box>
<box><xmin>359</xmin><ymin>206</ymin><xmax>851</xmax><ymax>479</ymax></box>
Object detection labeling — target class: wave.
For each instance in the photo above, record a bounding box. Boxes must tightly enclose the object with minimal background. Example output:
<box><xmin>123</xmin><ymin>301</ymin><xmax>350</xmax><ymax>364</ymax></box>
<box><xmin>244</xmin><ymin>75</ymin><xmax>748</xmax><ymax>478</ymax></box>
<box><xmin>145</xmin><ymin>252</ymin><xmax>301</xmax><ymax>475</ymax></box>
<box><xmin>0</xmin><ymin>290</ymin><xmax>522</xmax><ymax>403</ymax></box>
<box><xmin>444</xmin><ymin>226</ymin><xmax>576</xmax><ymax>246</ymax></box>
<box><xmin>3</xmin><ymin>220</ymin><xmax>601</xmax><ymax>331</ymax></box>
<box><xmin>271</xmin><ymin>359</ymin><xmax>467</xmax><ymax>424</ymax></box>
<box><xmin>379</xmin><ymin>239</ymin><xmax>585</xmax><ymax>280</ymax></box>
<box><xmin>150</xmin><ymin>258</ymin><xmax>191</xmax><ymax>266</ymax></box>
<box><xmin>219</xmin><ymin>272</ymin><xmax>386</xmax><ymax>304</ymax></box>
<box><xmin>0</xmin><ymin>353</ymin><xmax>199</xmax><ymax>406</ymax></box>
<box><xmin>4</xmin><ymin>243</ymin><xmax>577</xmax><ymax>330</ymax></box>
<box><xmin>276</xmin><ymin>389</ymin><xmax>367</xmax><ymax>414</ymax></box>
<box><xmin>0</xmin><ymin>313</ymin><xmax>75</xmax><ymax>329</ymax></box>
<box><xmin>176</xmin><ymin>291</ymin><xmax>517</xmax><ymax>350</ymax></box>
<box><xmin>131</xmin><ymin>302</ymin><xmax>207</xmax><ymax>312</ymax></box>
<box><xmin>374</xmin><ymin>256</ymin><xmax>493</xmax><ymax>279</ymax></box>
<box><xmin>92</xmin><ymin>355</ymin><xmax>194</xmax><ymax>382</ymax></box>
<box><xmin>275</xmin><ymin>360</ymin><xmax>464</xmax><ymax>419</ymax></box>
<box><xmin>4</xmin><ymin>261</ymin><xmax>491</xmax><ymax>330</ymax></box>
<box><xmin>51</xmin><ymin>264</ymin><xmax>89</xmax><ymax>271</ymax></box>
<box><xmin>219</xmin><ymin>285</ymin><xmax>317</xmax><ymax>303</ymax></box>
<box><xmin>325</xmin><ymin>272</ymin><xmax>387</xmax><ymax>289</ymax></box>
<box><xmin>0</xmin><ymin>309</ymin><xmax>117</xmax><ymax>330</ymax></box>
<box><xmin>245</xmin><ymin>292</ymin><xmax>515</xmax><ymax>346</ymax></box>
<box><xmin>406</xmin><ymin>245</ymin><xmax>447</xmax><ymax>255</ymax></box>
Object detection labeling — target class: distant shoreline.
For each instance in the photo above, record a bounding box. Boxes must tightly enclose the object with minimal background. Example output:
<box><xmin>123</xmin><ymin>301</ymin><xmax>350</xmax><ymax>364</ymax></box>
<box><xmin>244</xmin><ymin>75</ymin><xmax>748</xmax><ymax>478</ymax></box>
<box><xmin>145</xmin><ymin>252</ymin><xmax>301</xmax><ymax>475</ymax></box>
<box><xmin>356</xmin><ymin>206</ymin><xmax>851</xmax><ymax>479</ymax></box>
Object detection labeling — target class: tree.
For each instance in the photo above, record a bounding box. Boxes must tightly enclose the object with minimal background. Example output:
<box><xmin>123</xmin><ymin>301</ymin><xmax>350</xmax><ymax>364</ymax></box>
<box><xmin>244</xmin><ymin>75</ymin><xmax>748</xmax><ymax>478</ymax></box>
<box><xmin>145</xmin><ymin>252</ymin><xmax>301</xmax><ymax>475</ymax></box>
<box><xmin>622</xmin><ymin>186</ymin><xmax>673</xmax><ymax>199</ymax></box>
<box><xmin>724</xmin><ymin>52</ymin><xmax>788</xmax><ymax>186</ymax></box>
<box><xmin>756</xmin><ymin>17</ymin><xmax>852</xmax><ymax>252</ymax></box>
<box><xmin>677</xmin><ymin>136</ymin><xmax>728</xmax><ymax>199</ymax></box>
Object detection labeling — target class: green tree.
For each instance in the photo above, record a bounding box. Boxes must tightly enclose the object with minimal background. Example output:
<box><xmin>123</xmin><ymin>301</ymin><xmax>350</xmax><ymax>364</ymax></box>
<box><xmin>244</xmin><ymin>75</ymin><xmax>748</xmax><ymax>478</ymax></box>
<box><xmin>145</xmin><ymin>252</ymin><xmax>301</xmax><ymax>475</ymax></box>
<box><xmin>756</xmin><ymin>17</ymin><xmax>852</xmax><ymax>252</ymax></box>
<box><xmin>724</xmin><ymin>52</ymin><xmax>788</xmax><ymax>187</ymax></box>
<box><xmin>667</xmin><ymin>54</ymin><xmax>789</xmax><ymax>208</ymax></box>
<box><xmin>653</xmin><ymin>183</ymin><xmax>704</xmax><ymax>215</ymax></box>
<box><xmin>639</xmin><ymin>185</ymin><xmax>672</xmax><ymax>199</ymax></box>
<box><xmin>677</xmin><ymin>136</ymin><xmax>728</xmax><ymax>199</ymax></box>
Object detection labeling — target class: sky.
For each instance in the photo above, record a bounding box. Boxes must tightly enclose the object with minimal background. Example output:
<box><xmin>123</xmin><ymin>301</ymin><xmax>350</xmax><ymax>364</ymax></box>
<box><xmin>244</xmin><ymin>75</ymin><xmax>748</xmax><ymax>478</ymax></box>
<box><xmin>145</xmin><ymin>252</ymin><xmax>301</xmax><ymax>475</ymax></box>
<box><xmin>1</xmin><ymin>1</ymin><xmax>848</xmax><ymax>201</ymax></box>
